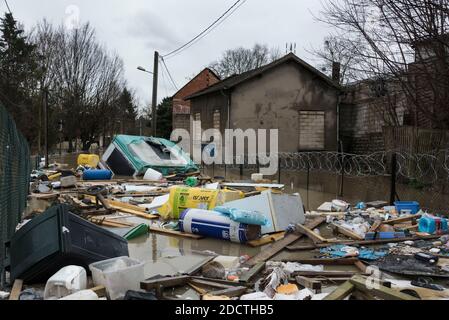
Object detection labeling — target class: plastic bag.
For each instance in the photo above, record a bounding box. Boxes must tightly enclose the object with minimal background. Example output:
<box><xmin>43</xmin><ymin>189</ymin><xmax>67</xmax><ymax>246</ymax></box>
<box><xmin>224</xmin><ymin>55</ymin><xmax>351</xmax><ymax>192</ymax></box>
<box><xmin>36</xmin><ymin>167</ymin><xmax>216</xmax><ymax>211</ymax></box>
<box><xmin>214</xmin><ymin>206</ymin><xmax>269</xmax><ymax>226</ymax></box>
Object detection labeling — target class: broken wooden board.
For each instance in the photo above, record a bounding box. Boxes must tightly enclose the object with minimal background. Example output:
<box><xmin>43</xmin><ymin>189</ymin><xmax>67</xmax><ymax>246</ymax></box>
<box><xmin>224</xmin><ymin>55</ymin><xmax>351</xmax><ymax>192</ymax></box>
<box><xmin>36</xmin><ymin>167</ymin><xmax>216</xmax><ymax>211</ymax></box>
<box><xmin>9</xmin><ymin>279</ymin><xmax>23</xmax><ymax>300</ymax></box>
<box><xmin>388</xmin><ymin>279</ymin><xmax>449</xmax><ymax>300</ymax></box>
<box><xmin>239</xmin><ymin>262</ymin><xmax>265</xmax><ymax>284</ymax></box>
<box><xmin>90</xmin><ymin>285</ymin><xmax>107</xmax><ymax>298</ymax></box>
<box><xmin>29</xmin><ymin>193</ymin><xmax>60</xmax><ymax>200</ymax></box>
<box><xmin>149</xmin><ymin>225</ymin><xmax>204</xmax><ymax>240</ymax></box>
<box><xmin>296</xmin><ymin>224</ymin><xmax>328</xmax><ymax>244</ymax></box>
<box><xmin>296</xmin><ymin>276</ymin><xmax>322</xmax><ymax>292</ymax></box>
<box><xmin>141</xmin><ymin>276</ymin><xmax>191</xmax><ymax>298</ymax></box>
<box><xmin>350</xmin><ymin>276</ymin><xmax>419</xmax><ymax>300</ymax></box>
<box><xmin>323</xmin><ymin>281</ymin><xmax>355</xmax><ymax>300</ymax></box>
<box><xmin>286</xmin><ymin>234</ymin><xmax>442</xmax><ymax>251</ymax></box>
<box><xmin>292</xmin><ymin>270</ymin><xmax>364</xmax><ymax>278</ymax></box>
<box><xmin>383</xmin><ymin>215</ymin><xmax>421</xmax><ymax>225</ymax></box>
<box><xmin>209</xmin><ymin>286</ymin><xmax>247</xmax><ymax>297</ymax></box>
<box><xmin>247</xmin><ymin>232</ymin><xmax>285</xmax><ymax>247</ymax></box>
<box><xmin>280</xmin><ymin>258</ymin><xmax>360</xmax><ymax>265</ymax></box>
<box><xmin>244</xmin><ymin>217</ymin><xmax>326</xmax><ymax>267</ymax></box>
<box><xmin>369</xmin><ymin>220</ymin><xmax>382</xmax><ymax>233</ymax></box>
<box><xmin>88</xmin><ymin>217</ymin><xmax>136</xmax><ymax>228</ymax></box>
<box><xmin>332</xmin><ymin>223</ymin><xmax>365</xmax><ymax>241</ymax></box>
<box><xmin>84</xmin><ymin>195</ymin><xmax>159</xmax><ymax>219</ymax></box>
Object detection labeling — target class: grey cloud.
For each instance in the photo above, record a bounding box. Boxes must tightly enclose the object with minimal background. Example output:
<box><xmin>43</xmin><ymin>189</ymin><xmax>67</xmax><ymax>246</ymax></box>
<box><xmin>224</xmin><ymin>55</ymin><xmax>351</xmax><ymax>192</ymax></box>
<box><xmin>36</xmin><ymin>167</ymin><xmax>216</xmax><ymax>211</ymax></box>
<box><xmin>126</xmin><ymin>9</ymin><xmax>181</xmax><ymax>51</ymax></box>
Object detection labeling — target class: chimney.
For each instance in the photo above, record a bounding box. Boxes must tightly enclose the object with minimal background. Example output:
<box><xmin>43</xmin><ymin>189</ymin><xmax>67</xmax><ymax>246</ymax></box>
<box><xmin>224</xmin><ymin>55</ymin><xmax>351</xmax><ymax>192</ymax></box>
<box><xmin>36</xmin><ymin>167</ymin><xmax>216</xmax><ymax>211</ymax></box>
<box><xmin>332</xmin><ymin>61</ymin><xmax>341</xmax><ymax>84</ymax></box>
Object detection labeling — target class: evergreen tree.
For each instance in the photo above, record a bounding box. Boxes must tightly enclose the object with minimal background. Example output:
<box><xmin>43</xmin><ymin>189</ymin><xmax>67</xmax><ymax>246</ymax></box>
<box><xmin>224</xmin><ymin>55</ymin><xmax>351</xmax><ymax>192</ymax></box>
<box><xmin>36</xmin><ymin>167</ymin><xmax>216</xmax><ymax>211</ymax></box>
<box><xmin>0</xmin><ymin>13</ymin><xmax>40</xmax><ymax>143</ymax></box>
<box><xmin>155</xmin><ymin>97</ymin><xmax>173</xmax><ymax>139</ymax></box>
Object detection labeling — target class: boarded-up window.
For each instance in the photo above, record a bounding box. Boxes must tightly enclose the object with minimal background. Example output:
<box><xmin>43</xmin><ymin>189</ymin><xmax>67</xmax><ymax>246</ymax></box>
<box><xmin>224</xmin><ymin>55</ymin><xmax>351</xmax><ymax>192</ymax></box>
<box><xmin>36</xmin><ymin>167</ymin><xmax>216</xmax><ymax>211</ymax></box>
<box><xmin>213</xmin><ymin>110</ymin><xmax>220</xmax><ymax>130</ymax></box>
<box><xmin>299</xmin><ymin>111</ymin><xmax>325</xmax><ymax>150</ymax></box>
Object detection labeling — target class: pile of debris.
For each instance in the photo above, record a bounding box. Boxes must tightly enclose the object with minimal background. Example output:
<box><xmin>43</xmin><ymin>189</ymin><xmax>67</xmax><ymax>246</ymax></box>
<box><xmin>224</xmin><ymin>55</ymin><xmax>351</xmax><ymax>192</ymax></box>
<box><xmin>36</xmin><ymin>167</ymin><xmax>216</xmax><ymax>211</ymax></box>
<box><xmin>2</xmin><ymin>138</ymin><xmax>449</xmax><ymax>301</ymax></box>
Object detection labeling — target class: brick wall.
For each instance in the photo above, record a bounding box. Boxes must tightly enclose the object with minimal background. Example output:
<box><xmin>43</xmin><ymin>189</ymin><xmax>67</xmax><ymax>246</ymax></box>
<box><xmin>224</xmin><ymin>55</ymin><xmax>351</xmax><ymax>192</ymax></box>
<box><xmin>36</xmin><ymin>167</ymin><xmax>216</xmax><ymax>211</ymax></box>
<box><xmin>173</xmin><ymin>114</ymin><xmax>190</xmax><ymax>133</ymax></box>
<box><xmin>340</xmin><ymin>81</ymin><xmax>408</xmax><ymax>154</ymax></box>
<box><xmin>172</xmin><ymin>68</ymin><xmax>220</xmax><ymax>134</ymax></box>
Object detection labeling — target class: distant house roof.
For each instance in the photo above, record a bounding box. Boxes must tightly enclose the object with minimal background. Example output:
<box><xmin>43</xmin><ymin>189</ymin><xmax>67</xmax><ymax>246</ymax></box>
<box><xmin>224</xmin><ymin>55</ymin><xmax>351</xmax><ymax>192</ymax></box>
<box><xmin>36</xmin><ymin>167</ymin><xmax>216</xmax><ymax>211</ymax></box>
<box><xmin>172</xmin><ymin>68</ymin><xmax>220</xmax><ymax>99</ymax></box>
<box><xmin>185</xmin><ymin>53</ymin><xmax>341</xmax><ymax>100</ymax></box>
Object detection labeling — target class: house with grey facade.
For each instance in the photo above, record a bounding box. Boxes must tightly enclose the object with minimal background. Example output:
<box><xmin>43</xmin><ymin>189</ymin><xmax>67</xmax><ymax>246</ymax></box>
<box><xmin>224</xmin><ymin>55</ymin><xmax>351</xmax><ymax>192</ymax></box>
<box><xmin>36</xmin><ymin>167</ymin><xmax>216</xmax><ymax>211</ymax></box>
<box><xmin>186</xmin><ymin>53</ymin><xmax>342</xmax><ymax>155</ymax></box>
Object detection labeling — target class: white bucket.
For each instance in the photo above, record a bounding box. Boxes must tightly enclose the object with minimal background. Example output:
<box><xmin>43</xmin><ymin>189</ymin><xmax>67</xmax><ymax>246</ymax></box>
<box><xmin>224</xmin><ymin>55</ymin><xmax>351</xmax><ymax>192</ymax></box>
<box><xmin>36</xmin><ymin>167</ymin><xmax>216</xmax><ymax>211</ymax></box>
<box><xmin>44</xmin><ymin>266</ymin><xmax>87</xmax><ymax>300</ymax></box>
<box><xmin>143</xmin><ymin>168</ymin><xmax>163</xmax><ymax>181</ymax></box>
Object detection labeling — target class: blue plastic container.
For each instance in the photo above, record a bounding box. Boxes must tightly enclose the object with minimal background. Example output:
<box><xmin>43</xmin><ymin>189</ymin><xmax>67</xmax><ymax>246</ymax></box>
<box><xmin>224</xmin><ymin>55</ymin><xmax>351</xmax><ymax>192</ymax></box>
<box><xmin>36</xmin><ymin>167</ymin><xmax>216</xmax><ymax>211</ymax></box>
<box><xmin>394</xmin><ymin>201</ymin><xmax>420</xmax><ymax>214</ymax></box>
<box><xmin>83</xmin><ymin>169</ymin><xmax>113</xmax><ymax>181</ymax></box>
<box><xmin>419</xmin><ymin>215</ymin><xmax>448</xmax><ymax>234</ymax></box>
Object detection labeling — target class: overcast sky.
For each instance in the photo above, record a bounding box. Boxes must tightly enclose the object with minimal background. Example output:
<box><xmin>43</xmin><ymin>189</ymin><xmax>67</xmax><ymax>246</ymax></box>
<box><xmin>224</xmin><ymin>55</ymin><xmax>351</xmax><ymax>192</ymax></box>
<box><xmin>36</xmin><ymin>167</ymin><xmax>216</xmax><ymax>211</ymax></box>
<box><xmin>6</xmin><ymin>0</ymin><xmax>332</xmax><ymax>110</ymax></box>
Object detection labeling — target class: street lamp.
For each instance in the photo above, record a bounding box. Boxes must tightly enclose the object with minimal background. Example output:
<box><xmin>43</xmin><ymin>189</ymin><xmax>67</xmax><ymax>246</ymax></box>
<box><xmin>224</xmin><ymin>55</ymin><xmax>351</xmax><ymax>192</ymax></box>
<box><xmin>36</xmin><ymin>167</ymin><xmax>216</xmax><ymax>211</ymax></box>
<box><xmin>137</xmin><ymin>66</ymin><xmax>153</xmax><ymax>75</ymax></box>
<box><xmin>137</xmin><ymin>60</ymin><xmax>158</xmax><ymax>137</ymax></box>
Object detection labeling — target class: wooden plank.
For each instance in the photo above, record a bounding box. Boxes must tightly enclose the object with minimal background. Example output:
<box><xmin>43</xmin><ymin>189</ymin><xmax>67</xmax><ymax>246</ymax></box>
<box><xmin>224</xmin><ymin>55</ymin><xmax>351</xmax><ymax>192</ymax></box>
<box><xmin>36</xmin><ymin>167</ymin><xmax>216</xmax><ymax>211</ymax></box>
<box><xmin>189</xmin><ymin>279</ymin><xmax>235</xmax><ymax>290</ymax></box>
<box><xmin>90</xmin><ymin>285</ymin><xmax>107</xmax><ymax>297</ymax></box>
<box><xmin>239</xmin><ymin>262</ymin><xmax>265</xmax><ymax>283</ymax></box>
<box><xmin>247</xmin><ymin>232</ymin><xmax>285</xmax><ymax>247</ymax></box>
<box><xmin>323</xmin><ymin>281</ymin><xmax>355</xmax><ymax>300</ymax></box>
<box><xmin>149</xmin><ymin>225</ymin><xmax>204</xmax><ymax>240</ymax></box>
<box><xmin>354</xmin><ymin>261</ymin><xmax>367</xmax><ymax>273</ymax></box>
<box><xmin>280</xmin><ymin>258</ymin><xmax>359</xmax><ymax>265</ymax></box>
<box><xmin>88</xmin><ymin>217</ymin><xmax>136</xmax><ymax>228</ymax></box>
<box><xmin>190</xmin><ymin>276</ymin><xmax>247</xmax><ymax>287</ymax></box>
<box><xmin>245</xmin><ymin>217</ymin><xmax>326</xmax><ymax>267</ymax></box>
<box><xmin>85</xmin><ymin>195</ymin><xmax>158</xmax><ymax>219</ymax></box>
<box><xmin>140</xmin><ymin>276</ymin><xmax>191</xmax><ymax>291</ymax></box>
<box><xmin>396</xmin><ymin>224</ymin><xmax>419</xmax><ymax>231</ymax></box>
<box><xmin>296</xmin><ymin>276</ymin><xmax>322</xmax><ymax>291</ymax></box>
<box><xmin>107</xmin><ymin>204</ymin><xmax>158</xmax><ymax>219</ymax></box>
<box><xmin>9</xmin><ymin>279</ymin><xmax>23</xmax><ymax>300</ymax></box>
<box><xmin>383</xmin><ymin>215</ymin><xmax>421</xmax><ymax>225</ymax></box>
<box><xmin>350</xmin><ymin>276</ymin><xmax>419</xmax><ymax>300</ymax></box>
<box><xmin>286</xmin><ymin>234</ymin><xmax>442</xmax><ymax>251</ymax></box>
<box><xmin>332</xmin><ymin>223</ymin><xmax>365</xmax><ymax>241</ymax></box>
<box><xmin>369</xmin><ymin>221</ymin><xmax>382</xmax><ymax>233</ymax></box>
<box><xmin>292</xmin><ymin>271</ymin><xmax>362</xmax><ymax>278</ymax></box>
<box><xmin>209</xmin><ymin>286</ymin><xmax>247</xmax><ymax>297</ymax></box>
<box><xmin>296</xmin><ymin>224</ymin><xmax>328</xmax><ymax>244</ymax></box>
<box><xmin>187</xmin><ymin>282</ymin><xmax>208</xmax><ymax>295</ymax></box>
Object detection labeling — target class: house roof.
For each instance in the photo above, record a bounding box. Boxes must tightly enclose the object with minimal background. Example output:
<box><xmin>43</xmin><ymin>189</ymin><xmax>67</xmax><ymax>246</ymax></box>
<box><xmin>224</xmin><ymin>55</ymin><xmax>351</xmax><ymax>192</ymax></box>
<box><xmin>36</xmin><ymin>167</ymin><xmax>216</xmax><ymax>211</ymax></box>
<box><xmin>172</xmin><ymin>67</ymin><xmax>220</xmax><ymax>99</ymax></box>
<box><xmin>185</xmin><ymin>53</ymin><xmax>341</xmax><ymax>100</ymax></box>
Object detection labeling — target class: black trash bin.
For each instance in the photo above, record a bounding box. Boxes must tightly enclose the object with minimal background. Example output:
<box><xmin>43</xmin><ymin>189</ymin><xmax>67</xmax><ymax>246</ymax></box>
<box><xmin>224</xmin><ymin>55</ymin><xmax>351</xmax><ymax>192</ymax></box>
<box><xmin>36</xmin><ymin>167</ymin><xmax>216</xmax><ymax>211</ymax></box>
<box><xmin>8</xmin><ymin>204</ymin><xmax>129</xmax><ymax>284</ymax></box>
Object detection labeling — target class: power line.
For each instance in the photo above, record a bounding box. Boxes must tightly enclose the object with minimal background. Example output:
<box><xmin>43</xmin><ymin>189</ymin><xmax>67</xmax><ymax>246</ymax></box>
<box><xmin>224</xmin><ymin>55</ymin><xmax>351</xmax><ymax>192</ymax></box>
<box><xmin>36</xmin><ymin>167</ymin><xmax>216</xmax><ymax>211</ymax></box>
<box><xmin>158</xmin><ymin>62</ymin><xmax>170</xmax><ymax>98</ymax></box>
<box><xmin>166</xmin><ymin>0</ymin><xmax>247</xmax><ymax>60</ymax></box>
<box><xmin>163</xmin><ymin>0</ymin><xmax>246</xmax><ymax>59</ymax></box>
<box><xmin>160</xmin><ymin>57</ymin><xmax>178</xmax><ymax>91</ymax></box>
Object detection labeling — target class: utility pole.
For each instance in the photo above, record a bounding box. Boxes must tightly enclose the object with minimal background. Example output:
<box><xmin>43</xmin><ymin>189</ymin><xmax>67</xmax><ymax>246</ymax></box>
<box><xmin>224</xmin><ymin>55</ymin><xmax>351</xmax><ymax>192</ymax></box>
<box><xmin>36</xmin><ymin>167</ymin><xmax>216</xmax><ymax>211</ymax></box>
<box><xmin>151</xmin><ymin>51</ymin><xmax>159</xmax><ymax>137</ymax></box>
<box><xmin>43</xmin><ymin>89</ymin><xmax>49</xmax><ymax>168</ymax></box>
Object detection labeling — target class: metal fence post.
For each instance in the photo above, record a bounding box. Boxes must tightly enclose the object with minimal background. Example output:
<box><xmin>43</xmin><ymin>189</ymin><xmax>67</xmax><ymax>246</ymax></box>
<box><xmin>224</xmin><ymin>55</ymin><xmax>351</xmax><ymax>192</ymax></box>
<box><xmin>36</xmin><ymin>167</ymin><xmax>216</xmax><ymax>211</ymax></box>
<box><xmin>390</xmin><ymin>152</ymin><xmax>398</xmax><ymax>205</ymax></box>
<box><xmin>278</xmin><ymin>156</ymin><xmax>281</xmax><ymax>184</ymax></box>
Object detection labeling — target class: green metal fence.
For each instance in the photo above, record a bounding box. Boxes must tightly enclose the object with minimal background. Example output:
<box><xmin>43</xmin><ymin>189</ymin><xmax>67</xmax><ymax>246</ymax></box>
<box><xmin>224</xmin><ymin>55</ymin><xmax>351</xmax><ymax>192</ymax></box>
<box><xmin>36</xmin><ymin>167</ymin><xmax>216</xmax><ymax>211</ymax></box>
<box><xmin>0</xmin><ymin>103</ymin><xmax>31</xmax><ymax>284</ymax></box>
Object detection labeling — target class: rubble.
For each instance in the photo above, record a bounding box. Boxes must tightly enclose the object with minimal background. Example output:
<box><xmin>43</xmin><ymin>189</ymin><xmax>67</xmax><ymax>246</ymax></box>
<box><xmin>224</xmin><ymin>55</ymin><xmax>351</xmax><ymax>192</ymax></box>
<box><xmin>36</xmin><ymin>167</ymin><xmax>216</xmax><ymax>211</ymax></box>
<box><xmin>2</xmin><ymin>154</ymin><xmax>449</xmax><ymax>301</ymax></box>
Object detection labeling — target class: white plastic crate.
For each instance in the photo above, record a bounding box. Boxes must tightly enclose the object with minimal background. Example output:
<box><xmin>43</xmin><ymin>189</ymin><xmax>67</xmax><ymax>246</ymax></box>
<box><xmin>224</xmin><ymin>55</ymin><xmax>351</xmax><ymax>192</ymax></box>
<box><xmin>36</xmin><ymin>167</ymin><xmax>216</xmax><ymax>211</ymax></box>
<box><xmin>89</xmin><ymin>256</ymin><xmax>144</xmax><ymax>300</ymax></box>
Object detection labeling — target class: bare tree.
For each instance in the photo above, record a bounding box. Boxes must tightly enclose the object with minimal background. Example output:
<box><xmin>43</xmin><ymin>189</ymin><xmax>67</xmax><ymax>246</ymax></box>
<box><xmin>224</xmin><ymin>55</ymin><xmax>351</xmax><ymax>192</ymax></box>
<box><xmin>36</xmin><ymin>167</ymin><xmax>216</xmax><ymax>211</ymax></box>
<box><xmin>319</xmin><ymin>0</ymin><xmax>449</xmax><ymax>129</ymax></box>
<box><xmin>310</xmin><ymin>35</ymin><xmax>365</xmax><ymax>84</ymax></box>
<box><xmin>210</xmin><ymin>44</ymin><xmax>282</xmax><ymax>78</ymax></box>
<box><xmin>34</xmin><ymin>22</ymin><xmax>128</xmax><ymax>151</ymax></box>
